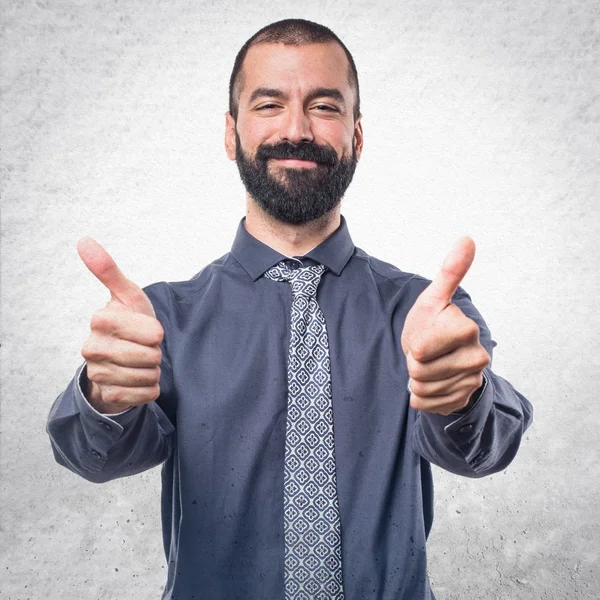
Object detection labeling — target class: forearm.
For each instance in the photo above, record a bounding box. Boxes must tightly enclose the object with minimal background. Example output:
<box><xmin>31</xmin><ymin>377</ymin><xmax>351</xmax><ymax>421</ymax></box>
<box><xmin>47</xmin><ymin>364</ymin><xmax>175</xmax><ymax>483</ymax></box>
<box><xmin>412</xmin><ymin>368</ymin><xmax>533</xmax><ymax>477</ymax></box>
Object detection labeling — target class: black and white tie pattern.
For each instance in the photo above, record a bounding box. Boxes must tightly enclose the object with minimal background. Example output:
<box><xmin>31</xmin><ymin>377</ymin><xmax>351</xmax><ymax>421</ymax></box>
<box><xmin>265</xmin><ymin>261</ymin><xmax>345</xmax><ymax>600</ymax></box>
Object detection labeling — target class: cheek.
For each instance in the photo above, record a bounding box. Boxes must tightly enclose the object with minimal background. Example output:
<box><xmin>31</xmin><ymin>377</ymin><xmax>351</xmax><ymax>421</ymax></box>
<box><xmin>314</xmin><ymin>122</ymin><xmax>353</xmax><ymax>154</ymax></box>
<box><xmin>237</xmin><ymin>119</ymin><xmax>279</xmax><ymax>151</ymax></box>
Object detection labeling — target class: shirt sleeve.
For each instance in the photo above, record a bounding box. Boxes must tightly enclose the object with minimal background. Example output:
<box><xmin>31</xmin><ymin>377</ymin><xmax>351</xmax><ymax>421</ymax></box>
<box><xmin>46</xmin><ymin>362</ymin><xmax>175</xmax><ymax>483</ymax></box>
<box><xmin>46</xmin><ymin>281</ymin><xmax>178</xmax><ymax>484</ymax></box>
<box><xmin>411</xmin><ymin>289</ymin><xmax>533</xmax><ymax>478</ymax></box>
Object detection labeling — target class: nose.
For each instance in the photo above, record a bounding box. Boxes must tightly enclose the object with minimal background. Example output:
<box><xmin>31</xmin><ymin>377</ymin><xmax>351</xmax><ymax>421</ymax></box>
<box><xmin>278</xmin><ymin>104</ymin><xmax>314</xmax><ymax>144</ymax></box>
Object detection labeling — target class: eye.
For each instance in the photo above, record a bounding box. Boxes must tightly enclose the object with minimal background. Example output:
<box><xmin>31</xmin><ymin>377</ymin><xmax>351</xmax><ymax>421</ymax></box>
<box><xmin>313</xmin><ymin>104</ymin><xmax>338</xmax><ymax>112</ymax></box>
<box><xmin>256</xmin><ymin>103</ymin><xmax>280</xmax><ymax>111</ymax></box>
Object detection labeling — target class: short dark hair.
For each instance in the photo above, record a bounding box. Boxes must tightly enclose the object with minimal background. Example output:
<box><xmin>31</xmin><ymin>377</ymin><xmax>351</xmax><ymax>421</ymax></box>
<box><xmin>228</xmin><ymin>18</ymin><xmax>360</xmax><ymax>122</ymax></box>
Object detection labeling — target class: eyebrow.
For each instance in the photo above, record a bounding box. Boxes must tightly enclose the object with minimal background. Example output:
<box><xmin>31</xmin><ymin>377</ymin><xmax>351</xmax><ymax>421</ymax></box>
<box><xmin>247</xmin><ymin>86</ymin><xmax>347</xmax><ymax>108</ymax></box>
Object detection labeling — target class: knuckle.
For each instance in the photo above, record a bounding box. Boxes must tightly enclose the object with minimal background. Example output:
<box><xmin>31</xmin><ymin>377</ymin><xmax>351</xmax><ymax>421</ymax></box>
<box><xmin>81</xmin><ymin>343</ymin><xmax>91</xmax><ymax>360</ymax></box>
<box><xmin>139</xmin><ymin>367</ymin><xmax>160</xmax><ymax>386</ymax></box>
<box><xmin>409</xmin><ymin>340</ymin><xmax>429</xmax><ymax>362</ymax></box>
<box><xmin>149</xmin><ymin>346</ymin><xmax>163</xmax><ymax>366</ymax></box>
<box><xmin>433</xmin><ymin>380</ymin><xmax>449</xmax><ymax>396</ymax></box>
<box><xmin>463</xmin><ymin>319</ymin><xmax>480</xmax><ymax>341</ymax></box>
<box><xmin>409</xmin><ymin>379</ymin><xmax>427</xmax><ymax>397</ymax></box>
<box><xmin>406</xmin><ymin>354</ymin><xmax>424</xmax><ymax>379</ymax></box>
<box><xmin>81</xmin><ymin>340</ymin><xmax>103</xmax><ymax>361</ymax></box>
<box><xmin>151</xmin><ymin>321</ymin><xmax>165</xmax><ymax>345</ymax></box>
<box><xmin>91</xmin><ymin>307</ymin><xmax>124</xmax><ymax>333</ymax></box>
<box><xmin>149</xmin><ymin>383</ymin><xmax>161</xmax><ymax>402</ymax></box>
<box><xmin>409</xmin><ymin>395</ymin><xmax>424</xmax><ymax>411</ymax></box>
<box><xmin>476</xmin><ymin>348</ymin><xmax>491</xmax><ymax>369</ymax></box>
<box><xmin>86</xmin><ymin>364</ymin><xmax>106</xmax><ymax>383</ymax></box>
<box><xmin>90</xmin><ymin>311</ymin><xmax>110</xmax><ymax>332</ymax></box>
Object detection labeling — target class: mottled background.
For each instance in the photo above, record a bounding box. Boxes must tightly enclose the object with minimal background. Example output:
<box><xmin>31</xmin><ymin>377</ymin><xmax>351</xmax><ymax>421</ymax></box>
<box><xmin>1</xmin><ymin>1</ymin><xmax>598</xmax><ymax>598</ymax></box>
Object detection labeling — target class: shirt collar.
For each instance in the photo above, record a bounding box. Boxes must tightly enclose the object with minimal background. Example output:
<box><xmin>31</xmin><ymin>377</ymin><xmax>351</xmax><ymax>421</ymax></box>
<box><xmin>231</xmin><ymin>215</ymin><xmax>355</xmax><ymax>281</ymax></box>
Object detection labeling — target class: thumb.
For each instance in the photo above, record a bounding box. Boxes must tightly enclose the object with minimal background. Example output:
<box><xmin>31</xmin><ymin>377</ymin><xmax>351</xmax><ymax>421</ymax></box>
<box><xmin>417</xmin><ymin>236</ymin><xmax>476</xmax><ymax>312</ymax></box>
<box><xmin>77</xmin><ymin>237</ymin><xmax>155</xmax><ymax>316</ymax></box>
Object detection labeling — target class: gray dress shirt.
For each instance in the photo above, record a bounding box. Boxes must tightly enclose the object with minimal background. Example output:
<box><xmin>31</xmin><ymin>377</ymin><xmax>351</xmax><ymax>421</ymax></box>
<box><xmin>47</xmin><ymin>216</ymin><xmax>533</xmax><ymax>600</ymax></box>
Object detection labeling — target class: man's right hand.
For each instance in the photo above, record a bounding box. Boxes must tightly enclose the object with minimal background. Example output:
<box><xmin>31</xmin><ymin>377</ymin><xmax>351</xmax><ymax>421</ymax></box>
<box><xmin>77</xmin><ymin>238</ymin><xmax>164</xmax><ymax>414</ymax></box>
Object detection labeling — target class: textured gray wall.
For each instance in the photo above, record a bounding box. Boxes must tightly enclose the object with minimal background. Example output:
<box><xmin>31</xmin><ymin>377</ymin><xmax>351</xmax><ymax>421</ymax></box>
<box><xmin>2</xmin><ymin>1</ymin><xmax>598</xmax><ymax>598</ymax></box>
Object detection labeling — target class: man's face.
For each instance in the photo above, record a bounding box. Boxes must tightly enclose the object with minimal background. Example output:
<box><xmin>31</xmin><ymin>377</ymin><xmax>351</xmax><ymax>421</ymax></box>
<box><xmin>225</xmin><ymin>42</ymin><xmax>363</xmax><ymax>225</ymax></box>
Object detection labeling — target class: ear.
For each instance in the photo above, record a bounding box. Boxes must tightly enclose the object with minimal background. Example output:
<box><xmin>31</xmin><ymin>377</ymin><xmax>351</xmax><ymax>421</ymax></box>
<box><xmin>353</xmin><ymin>114</ymin><xmax>364</xmax><ymax>161</ymax></box>
<box><xmin>224</xmin><ymin>112</ymin><xmax>237</xmax><ymax>161</ymax></box>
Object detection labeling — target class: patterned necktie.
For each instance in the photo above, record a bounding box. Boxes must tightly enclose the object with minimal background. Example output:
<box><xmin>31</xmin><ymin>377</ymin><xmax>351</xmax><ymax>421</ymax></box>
<box><xmin>264</xmin><ymin>261</ymin><xmax>345</xmax><ymax>600</ymax></box>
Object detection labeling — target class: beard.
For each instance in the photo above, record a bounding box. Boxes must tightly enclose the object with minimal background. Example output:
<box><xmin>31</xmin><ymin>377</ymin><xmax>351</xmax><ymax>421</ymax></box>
<box><xmin>234</xmin><ymin>130</ymin><xmax>358</xmax><ymax>225</ymax></box>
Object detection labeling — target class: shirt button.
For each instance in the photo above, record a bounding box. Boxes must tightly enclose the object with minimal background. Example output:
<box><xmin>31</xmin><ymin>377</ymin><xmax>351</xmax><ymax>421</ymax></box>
<box><xmin>98</xmin><ymin>420</ymin><xmax>112</xmax><ymax>430</ymax></box>
<box><xmin>459</xmin><ymin>424</ymin><xmax>474</xmax><ymax>434</ymax></box>
<box><xmin>90</xmin><ymin>449</ymin><xmax>102</xmax><ymax>458</ymax></box>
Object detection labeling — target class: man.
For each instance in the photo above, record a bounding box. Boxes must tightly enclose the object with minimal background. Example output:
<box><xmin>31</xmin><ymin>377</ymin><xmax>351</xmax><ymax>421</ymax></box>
<box><xmin>47</xmin><ymin>18</ymin><xmax>533</xmax><ymax>600</ymax></box>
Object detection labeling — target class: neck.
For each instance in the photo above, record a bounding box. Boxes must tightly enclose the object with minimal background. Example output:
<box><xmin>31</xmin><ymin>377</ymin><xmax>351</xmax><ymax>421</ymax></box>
<box><xmin>244</xmin><ymin>196</ymin><xmax>341</xmax><ymax>257</ymax></box>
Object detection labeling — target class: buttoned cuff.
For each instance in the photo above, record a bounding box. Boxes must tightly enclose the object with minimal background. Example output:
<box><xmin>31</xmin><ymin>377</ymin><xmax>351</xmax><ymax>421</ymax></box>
<box><xmin>421</xmin><ymin>370</ymin><xmax>494</xmax><ymax>467</ymax></box>
<box><xmin>74</xmin><ymin>363</ymin><xmax>140</xmax><ymax>470</ymax></box>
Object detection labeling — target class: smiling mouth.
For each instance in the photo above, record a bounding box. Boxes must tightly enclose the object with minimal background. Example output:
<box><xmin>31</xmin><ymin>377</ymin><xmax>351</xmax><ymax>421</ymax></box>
<box><xmin>270</xmin><ymin>158</ymin><xmax>319</xmax><ymax>168</ymax></box>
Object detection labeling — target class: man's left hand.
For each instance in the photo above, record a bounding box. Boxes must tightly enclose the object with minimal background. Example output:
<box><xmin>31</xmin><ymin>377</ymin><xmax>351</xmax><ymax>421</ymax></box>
<box><xmin>401</xmin><ymin>237</ymin><xmax>491</xmax><ymax>416</ymax></box>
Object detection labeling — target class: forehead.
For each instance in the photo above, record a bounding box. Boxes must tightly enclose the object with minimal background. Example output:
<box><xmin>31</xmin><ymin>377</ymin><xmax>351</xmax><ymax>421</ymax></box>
<box><xmin>239</xmin><ymin>42</ymin><xmax>353</xmax><ymax>101</ymax></box>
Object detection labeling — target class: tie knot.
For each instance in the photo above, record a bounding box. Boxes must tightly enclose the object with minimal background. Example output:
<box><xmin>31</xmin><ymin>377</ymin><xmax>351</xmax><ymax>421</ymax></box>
<box><xmin>264</xmin><ymin>262</ymin><xmax>326</xmax><ymax>298</ymax></box>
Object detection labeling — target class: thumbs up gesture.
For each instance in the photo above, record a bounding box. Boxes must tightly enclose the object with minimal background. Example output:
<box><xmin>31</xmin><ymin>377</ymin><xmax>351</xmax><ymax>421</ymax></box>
<box><xmin>77</xmin><ymin>238</ymin><xmax>164</xmax><ymax>414</ymax></box>
<box><xmin>401</xmin><ymin>237</ymin><xmax>491</xmax><ymax>416</ymax></box>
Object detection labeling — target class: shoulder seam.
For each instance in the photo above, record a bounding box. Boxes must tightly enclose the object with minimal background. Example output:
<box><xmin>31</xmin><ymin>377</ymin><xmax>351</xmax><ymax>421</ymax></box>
<box><xmin>353</xmin><ymin>251</ymin><xmax>428</xmax><ymax>290</ymax></box>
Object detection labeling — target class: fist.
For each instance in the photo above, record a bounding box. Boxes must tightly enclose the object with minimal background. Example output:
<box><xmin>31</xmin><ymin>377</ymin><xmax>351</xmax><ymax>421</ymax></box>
<box><xmin>77</xmin><ymin>238</ymin><xmax>164</xmax><ymax>414</ymax></box>
<box><xmin>401</xmin><ymin>237</ymin><xmax>491</xmax><ymax>416</ymax></box>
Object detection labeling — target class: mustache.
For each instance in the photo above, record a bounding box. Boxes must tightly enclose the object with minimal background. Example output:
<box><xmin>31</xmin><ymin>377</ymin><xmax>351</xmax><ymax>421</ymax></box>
<box><xmin>255</xmin><ymin>142</ymin><xmax>338</xmax><ymax>166</ymax></box>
